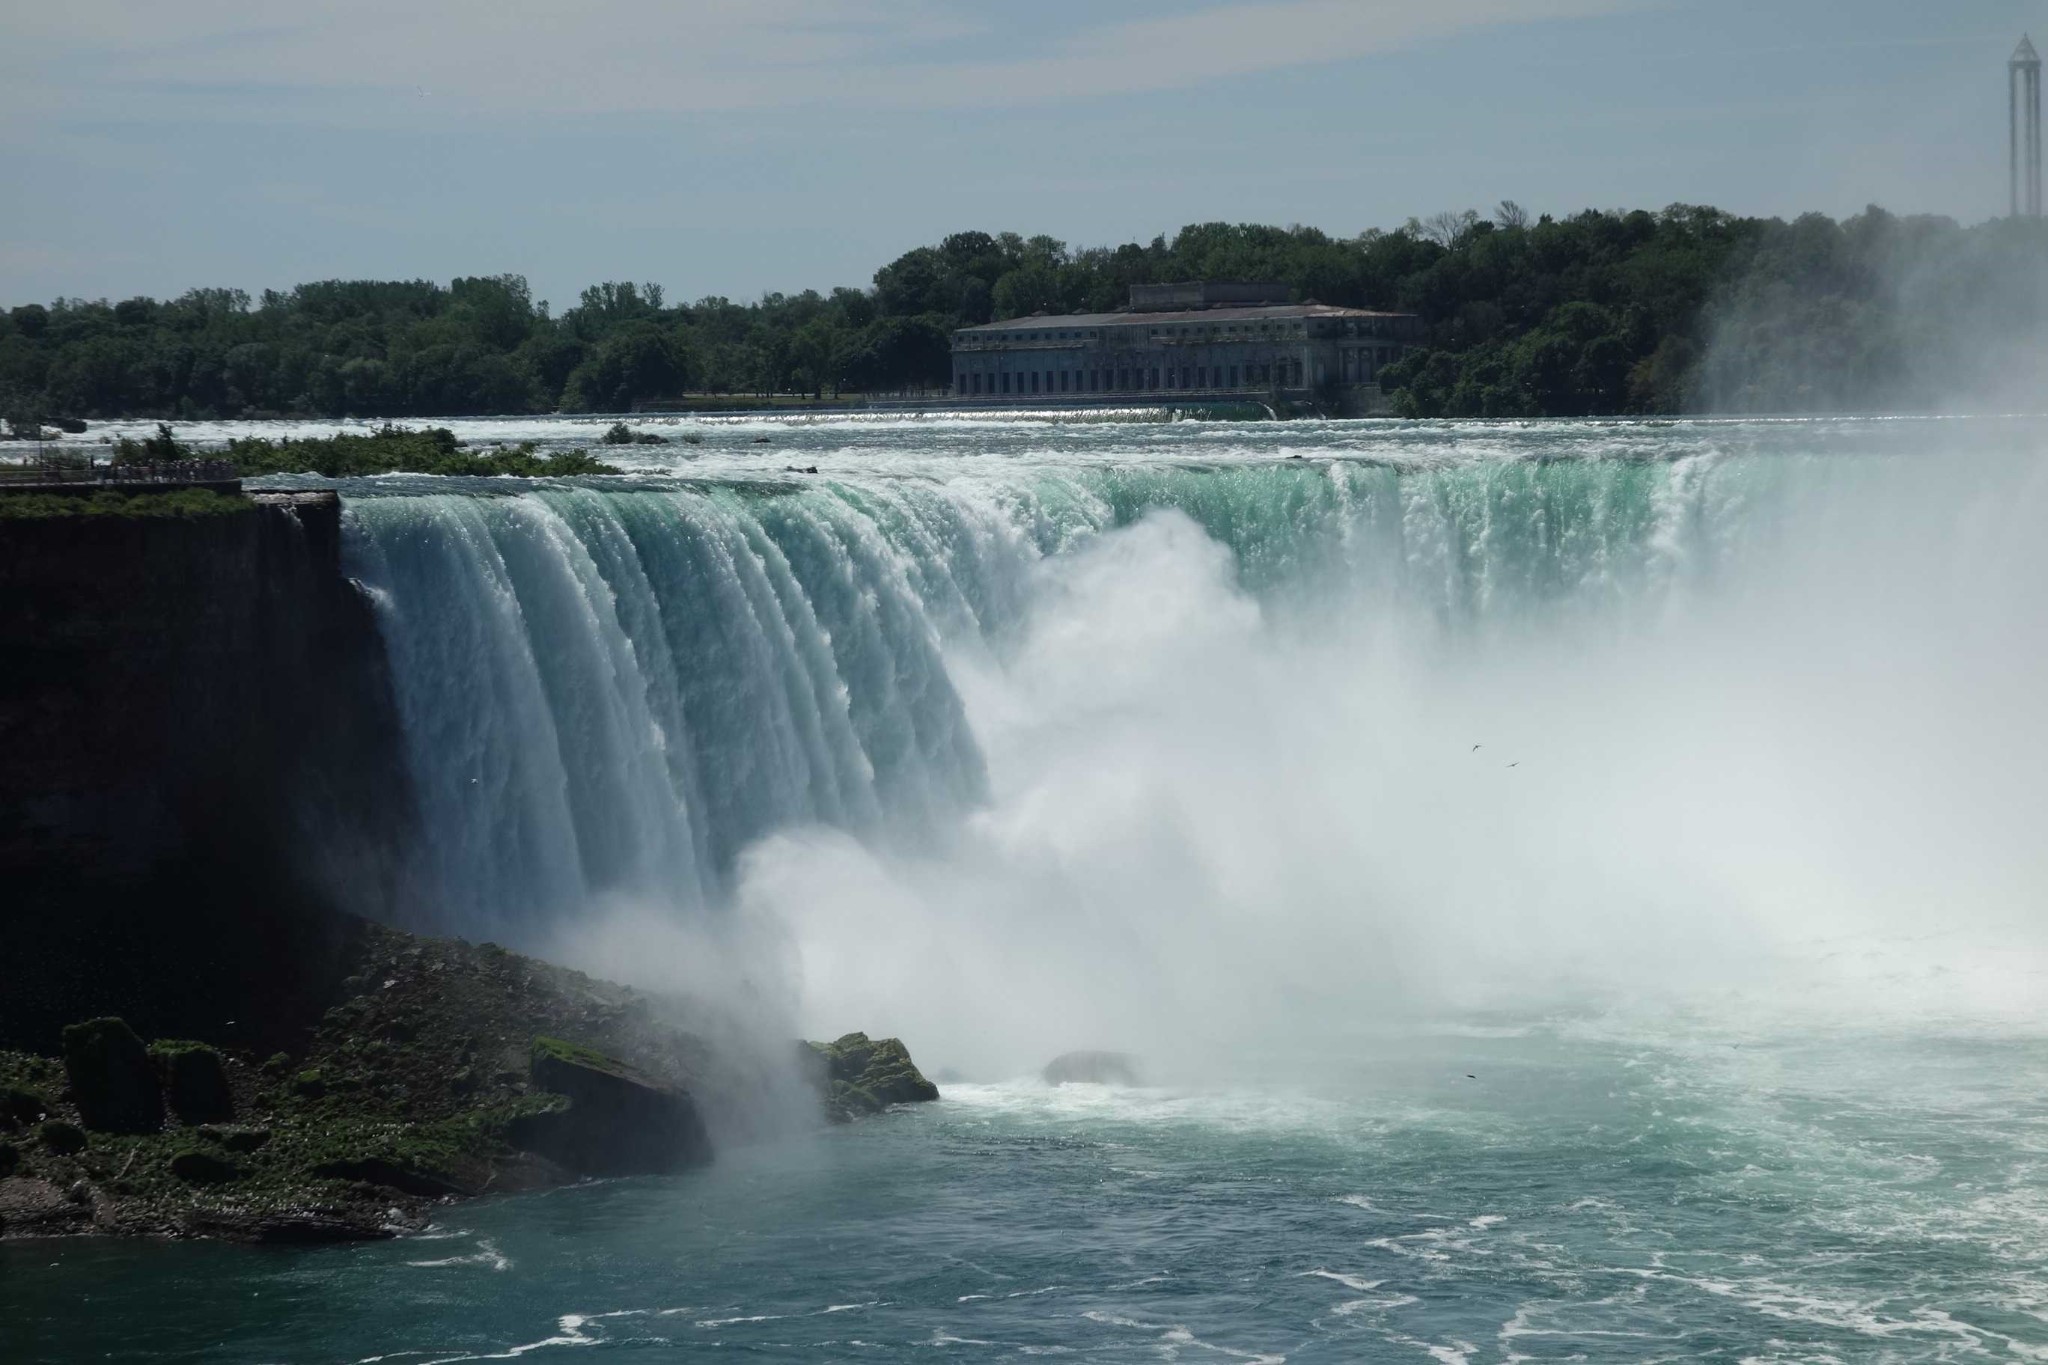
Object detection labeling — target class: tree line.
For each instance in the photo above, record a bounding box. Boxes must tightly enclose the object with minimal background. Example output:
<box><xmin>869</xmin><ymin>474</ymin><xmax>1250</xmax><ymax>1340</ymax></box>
<box><xmin>3</xmin><ymin>206</ymin><xmax>2042</xmax><ymax>423</ymax></box>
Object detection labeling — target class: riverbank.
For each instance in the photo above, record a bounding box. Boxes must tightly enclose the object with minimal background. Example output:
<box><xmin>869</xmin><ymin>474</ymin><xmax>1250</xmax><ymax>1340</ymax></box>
<box><xmin>0</xmin><ymin>917</ymin><xmax>935</xmax><ymax>1243</ymax></box>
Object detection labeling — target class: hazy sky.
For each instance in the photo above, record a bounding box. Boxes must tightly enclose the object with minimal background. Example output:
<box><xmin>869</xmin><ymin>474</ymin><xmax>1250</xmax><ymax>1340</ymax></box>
<box><xmin>1</xmin><ymin>1</ymin><xmax>2039</xmax><ymax>309</ymax></box>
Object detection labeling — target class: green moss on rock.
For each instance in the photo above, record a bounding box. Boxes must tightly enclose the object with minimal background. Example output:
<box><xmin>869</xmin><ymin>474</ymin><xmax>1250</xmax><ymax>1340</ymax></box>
<box><xmin>805</xmin><ymin>1032</ymin><xmax>940</xmax><ymax>1120</ymax></box>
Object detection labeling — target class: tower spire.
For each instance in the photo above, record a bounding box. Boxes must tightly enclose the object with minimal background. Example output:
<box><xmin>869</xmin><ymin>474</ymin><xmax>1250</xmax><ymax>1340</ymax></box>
<box><xmin>2013</xmin><ymin>35</ymin><xmax>2043</xmax><ymax>217</ymax></box>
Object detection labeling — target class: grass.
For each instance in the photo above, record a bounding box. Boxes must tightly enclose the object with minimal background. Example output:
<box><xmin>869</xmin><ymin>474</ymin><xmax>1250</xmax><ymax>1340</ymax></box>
<box><xmin>224</xmin><ymin>425</ymin><xmax>619</xmax><ymax>477</ymax></box>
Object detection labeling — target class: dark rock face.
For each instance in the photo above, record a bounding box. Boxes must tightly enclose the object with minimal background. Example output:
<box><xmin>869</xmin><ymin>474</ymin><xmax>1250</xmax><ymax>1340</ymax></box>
<box><xmin>1042</xmin><ymin>1051</ymin><xmax>1141</xmax><ymax>1086</ymax></box>
<box><xmin>0</xmin><ymin>493</ymin><xmax>415</xmax><ymax>1057</ymax></box>
<box><xmin>805</xmin><ymin>1032</ymin><xmax>941</xmax><ymax>1119</ymax></box>
<box><xmin>152</xmin><ymin>1041</ymin><xmax>233</xmax><ymax>1124</ymax></box>
<box><xmin>61</xmin><ymin>1018</ymin><xmax>162</xmax><ymax>1133</ymax></box>
<box><xmin>514</xmin><ymin>1037</ymin><xmax>711</xmax><ymax>1177</ymax></box>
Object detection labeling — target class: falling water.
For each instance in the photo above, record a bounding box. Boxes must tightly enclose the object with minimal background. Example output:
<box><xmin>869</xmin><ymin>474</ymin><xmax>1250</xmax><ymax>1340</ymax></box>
<box><xmin>333</xmin><ymin>416</ymin><xmax>2048</xmax><ymax>1066</ymax></box>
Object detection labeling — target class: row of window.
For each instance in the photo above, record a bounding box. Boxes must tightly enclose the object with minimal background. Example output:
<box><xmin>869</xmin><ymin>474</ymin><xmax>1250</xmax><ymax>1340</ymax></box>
<box><xmin>957</xmin><ymin>362</ymin><xmax>1306</xmax><ymax>396</ymax></box>
<box><xmin>983</xmin><ymin>319</ymin><xmax>1399</xmax><ymax>345</ymax></box>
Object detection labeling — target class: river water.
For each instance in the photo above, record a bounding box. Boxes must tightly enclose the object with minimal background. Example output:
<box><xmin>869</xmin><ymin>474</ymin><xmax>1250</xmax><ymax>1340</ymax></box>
<box><xmin>7</xmin><ymin>412</ymin><xmax>2048</xmax><ymax>1362</ymax></box>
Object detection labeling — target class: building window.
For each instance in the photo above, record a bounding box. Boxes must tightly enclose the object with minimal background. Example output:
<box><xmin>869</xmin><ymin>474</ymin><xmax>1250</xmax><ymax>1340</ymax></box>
<box><xmin>1148</xmin><ymin>367</ymin><xmax>1159</xmax><ymax>389</ymax></box>
<box><xmin>1001</xmin><ymin>373</ymin><xmax>1011</xmax><ymax>394</ymax></box>
<box><xmin>1030</xmin><ymin>372</ymin><xmax>1039</xmax><ymax>393</ymax></box>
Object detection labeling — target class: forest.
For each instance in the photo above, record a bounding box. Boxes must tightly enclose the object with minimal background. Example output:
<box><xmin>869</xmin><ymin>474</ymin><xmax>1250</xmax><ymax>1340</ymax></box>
<box><xmin>2</xmin><ymin>205</ymin><xmax>2043</xmax><ymax>422</ymax></box>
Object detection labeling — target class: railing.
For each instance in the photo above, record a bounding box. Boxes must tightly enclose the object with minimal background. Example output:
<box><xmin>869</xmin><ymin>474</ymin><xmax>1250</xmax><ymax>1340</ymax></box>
<box><xmin>0</xmin><ymin>455</ymin><xmax>239</xmax><ymax>486</ymax></box>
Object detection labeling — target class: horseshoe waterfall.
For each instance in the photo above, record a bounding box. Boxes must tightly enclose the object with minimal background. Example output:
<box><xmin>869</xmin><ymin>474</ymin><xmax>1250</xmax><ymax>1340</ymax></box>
<box><xmin>17</xmin><ymin>414</ymin><xmax>2048</xmax><ymax>1364</ymax></box>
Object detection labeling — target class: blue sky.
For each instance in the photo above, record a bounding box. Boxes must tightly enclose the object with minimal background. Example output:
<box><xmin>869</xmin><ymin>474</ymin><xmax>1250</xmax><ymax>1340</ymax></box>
<box><xmin>0</xmin><ymin>1</ymin><xmax>2038</xmax><ymax>310</ymax></box>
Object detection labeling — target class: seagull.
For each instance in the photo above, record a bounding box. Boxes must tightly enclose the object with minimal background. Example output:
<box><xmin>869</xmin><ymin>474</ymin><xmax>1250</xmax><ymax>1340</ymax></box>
<box><xmin>1471</xmin><ymin>744</ymin><xmax>1481</xmax><ymax>752</ymax></box>
<box><xmin>1465</xmin><ymin>1074</ymin><xmax>1476</xmax><ymax>1080</ymax></box>
<box><xmin>1506</xmin><ymin>763</ymin><xmax>1519</xmax><ymax>769</ymax></box>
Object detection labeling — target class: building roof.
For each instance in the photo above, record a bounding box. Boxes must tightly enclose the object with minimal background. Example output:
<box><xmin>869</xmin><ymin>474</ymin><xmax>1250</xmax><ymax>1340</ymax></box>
<box><xmin>2016</xmin><ymin>34</ymin><xmax>2040</xmax><ymax>64</ymax></box>
<box><xmin>956</xmin><ymin>303</ymin><xmax>1414</xmax><ymax>334</ymax></box>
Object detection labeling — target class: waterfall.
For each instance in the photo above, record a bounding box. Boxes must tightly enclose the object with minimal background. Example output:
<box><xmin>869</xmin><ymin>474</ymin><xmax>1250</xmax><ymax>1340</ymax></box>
<box><xmin>344</xmin><ymin>484</ymin><xmax>1003</xmax><ymax>937</ymax></box>
<box><xmin>339</xmin><ymin>444</ymin><xmax>2048</xmax><ymax>1023</ymax></box>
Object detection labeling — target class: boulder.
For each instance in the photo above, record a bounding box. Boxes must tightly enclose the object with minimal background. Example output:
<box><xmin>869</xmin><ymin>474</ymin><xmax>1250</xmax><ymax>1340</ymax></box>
<box><xmin>1042</xmin><ymin>1051</ymin><xmax>1141</xmax><ymax>1086</ymax></box>
<box><xmin>39</xmin><ymin>1120</ymin><xmax>86</xmax><ymax>1155</ymax></box>
<box><xmin>151</xmin><ymin>1041</ymin><xmax>234</xmax><ymax>1124</ymax></box>
<box><xmin>169</xmin><ymin>1148</ymin><xmax>241</xmax><ymax>1185</ymax></box>
<box><xmin>0</xmin><ymin>1141</ymin><xmax>17</xmax><ymax>1177</ymax></box>
<box><xmin>509</xmin><ymin>1037</ymin><xmax>710</xmax><ymax>1177</ymax></box>
<box><xmin>804</xmin><ymin>1032</ymin><xmax>940</xmax><ymax>1119</ymax></box>
<box><xmin>0</xmin><ymin>1087</ymin><xmax>50</xmax><ymax>1130</ymax></box>
<box><xmin>61</xmin><ymin>1018</ymin><xmax>163</xmax><ymax>1134</ymax></box>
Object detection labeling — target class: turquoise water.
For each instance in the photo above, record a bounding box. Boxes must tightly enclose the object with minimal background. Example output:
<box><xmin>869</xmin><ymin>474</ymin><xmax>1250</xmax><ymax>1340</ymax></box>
<box><xmin>9</xmin><ymin>414</ymin><xmax>2048</xmax><ymax>1361</ymax></box>
<box><xmin>9</xmin><ymin>1027</ymin><xmax>2047</xmax><ymax>1362</ymax></box>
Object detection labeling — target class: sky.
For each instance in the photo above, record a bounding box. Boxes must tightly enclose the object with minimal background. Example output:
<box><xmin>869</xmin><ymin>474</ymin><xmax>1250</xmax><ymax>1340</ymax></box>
<box><xmin>0</xmin><ymin>0</ymin><xmax>2040</xmax><ymax>310</ymax></box>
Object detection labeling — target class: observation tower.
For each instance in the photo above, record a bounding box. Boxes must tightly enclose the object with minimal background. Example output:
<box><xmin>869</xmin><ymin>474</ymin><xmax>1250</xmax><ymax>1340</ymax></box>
<box><xmin>2013</xmin><ymin>35</ymin><xmax>2041</xmax><ymax>217</ymax></box>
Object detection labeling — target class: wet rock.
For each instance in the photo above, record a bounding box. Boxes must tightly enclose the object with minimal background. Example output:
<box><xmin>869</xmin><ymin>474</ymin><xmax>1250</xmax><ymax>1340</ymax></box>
<box><xmin>804</xmin><ymin>1032</ymin><xmax>940</xmax><ymax>1119</ymax></box>
<box><xmin>61</xmin><ymin>1018</ymin><xmax>163</xmax><ymax>1133</ymax></box>
<box><xmin>1042</xmin><ymin>1051</ymin><xmax>1141</xmax><ymax>1086</ymax></box>
<box><xmin>511</xmin><ymin>1036</ymin><xmax>711</xmax><ymax>1176</ymax></box>
<box><xmin>151</xmin><ymin>1041</ymin><xmax>234</xmax><ymax>1124</ymax></box>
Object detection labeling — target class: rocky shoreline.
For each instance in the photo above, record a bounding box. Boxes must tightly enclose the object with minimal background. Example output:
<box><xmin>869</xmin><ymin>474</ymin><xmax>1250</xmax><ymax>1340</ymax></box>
<box><xmin>0</xmin><ymin>918</ymin><xmax>936</xmax><ymax>1244</ymax></box>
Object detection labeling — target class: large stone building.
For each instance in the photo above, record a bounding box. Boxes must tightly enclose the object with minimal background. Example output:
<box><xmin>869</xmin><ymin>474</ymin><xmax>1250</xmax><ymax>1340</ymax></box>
<box><xmin>949</xmin><ymin>282</ymin><xmax>1421</xmax><ymax>409</ymax></box>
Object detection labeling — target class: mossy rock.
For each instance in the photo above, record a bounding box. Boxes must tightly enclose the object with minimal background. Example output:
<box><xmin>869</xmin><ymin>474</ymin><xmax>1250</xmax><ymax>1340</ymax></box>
<box><xmin>292</xmin><ymin>1069</ymin><xmax>328</xmax><ymax>1099</ymax></box>
<box><xmin>39</xmin><ymin>1120</ymin><xmax>86</xmax><ymax>1155</ymax></box>
<box><xmin>198</xmin><ymin>1125</ymin><xmax>271</xmax><ymax>1154</ymax></box>
<box><xmin>170</xmin><ymin>1148</ymin><xmax>242</xmax><ymax>1185</ymax></box>
<box><xmin>806</xmin><ymin>1033</ymin><xmax>939</xmax><ymax>1117</ymax></box>
<box><xmin>151</xmin><ymin>1041</ymin><xmax>234</xmax><ymax>1124</ymax></box>
<box><xmin>0</xmin><ymin>1086</ymin><xmax>51</xmax><ymax>1130</ymax></box>
<box><xmin>62</xmin><ymin>1018</ymin><xmax>163</xmax><ymax>1134</ymax></box>
<box><xmin>516</xmin><ymin>1036</ymin><xmax>710</xmax><ymax>1176</ymax></box>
